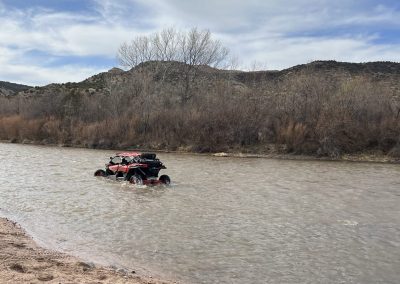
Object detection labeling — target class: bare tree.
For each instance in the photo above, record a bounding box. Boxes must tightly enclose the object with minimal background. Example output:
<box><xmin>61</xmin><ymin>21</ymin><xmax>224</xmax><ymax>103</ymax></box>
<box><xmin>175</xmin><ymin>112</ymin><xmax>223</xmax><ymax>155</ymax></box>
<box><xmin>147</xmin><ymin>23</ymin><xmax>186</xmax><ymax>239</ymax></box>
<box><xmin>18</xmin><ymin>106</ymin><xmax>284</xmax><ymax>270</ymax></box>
<box><xmin>117</xmin><ymin>27</ymin><xmax>229</xmax><ymax>68</ymax></box>
<box><xmin>118</xmin><ymin>36</ymin><xmax>154</xmax><ymax>68</ymax></box>
<box><xmin>178</xmin><ymin>28</ymin><xmax>229</xmax><ymax>67</ymax></box>
<box><xmin>117</xmin><ymin>27</ymin><xmax>230</xmax><ymax>103</ymax></box>
<box><xmin>177</xmin><ymin>28</ymin><xmax>229</xmax><ymax>103</ymax></box>
<box><xmin>153</xmin><ymin>28</ymin><xmax>180</xmax><ymax>61</ymax></box>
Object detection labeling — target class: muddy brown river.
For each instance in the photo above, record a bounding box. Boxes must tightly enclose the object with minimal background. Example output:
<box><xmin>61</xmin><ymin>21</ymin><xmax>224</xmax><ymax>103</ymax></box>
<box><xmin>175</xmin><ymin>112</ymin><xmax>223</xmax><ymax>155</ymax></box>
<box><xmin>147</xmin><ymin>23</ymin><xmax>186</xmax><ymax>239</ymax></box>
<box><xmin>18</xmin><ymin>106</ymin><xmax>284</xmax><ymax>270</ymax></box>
<box><xmin>0</xmin><ymin>143</ymin><xmax>399</xmax><ymax>283</ymax></box>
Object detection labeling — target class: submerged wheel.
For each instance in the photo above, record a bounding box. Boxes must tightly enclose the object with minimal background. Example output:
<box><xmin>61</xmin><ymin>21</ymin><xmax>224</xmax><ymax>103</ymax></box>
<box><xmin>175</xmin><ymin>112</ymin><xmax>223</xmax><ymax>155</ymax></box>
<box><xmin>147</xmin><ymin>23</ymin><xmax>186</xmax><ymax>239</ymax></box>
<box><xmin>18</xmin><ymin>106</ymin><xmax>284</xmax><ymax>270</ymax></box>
<box><xmin>129</xmin><ymin>175</ymin><xmax>143</xmax><ymax>185</ymax></box>
<box><xmin>159</xmin><ymin>175</ymin><xmax>171</xmax><ymax>185</ymax></box>
<box><xmin>94</xmin><ymin>169</ymin><xmax>106</xmax><ymax>177</ymax></box>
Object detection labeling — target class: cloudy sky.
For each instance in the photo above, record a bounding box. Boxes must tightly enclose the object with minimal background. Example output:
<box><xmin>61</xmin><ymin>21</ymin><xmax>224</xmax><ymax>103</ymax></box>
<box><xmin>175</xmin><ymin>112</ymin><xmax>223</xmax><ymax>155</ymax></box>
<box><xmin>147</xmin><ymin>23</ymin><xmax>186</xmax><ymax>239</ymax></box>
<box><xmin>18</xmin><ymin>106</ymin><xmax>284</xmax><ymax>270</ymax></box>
<box><xmin>1</xmin><ymin>0</ymin><xmax>399</xmax><ymax>86</ymax></box>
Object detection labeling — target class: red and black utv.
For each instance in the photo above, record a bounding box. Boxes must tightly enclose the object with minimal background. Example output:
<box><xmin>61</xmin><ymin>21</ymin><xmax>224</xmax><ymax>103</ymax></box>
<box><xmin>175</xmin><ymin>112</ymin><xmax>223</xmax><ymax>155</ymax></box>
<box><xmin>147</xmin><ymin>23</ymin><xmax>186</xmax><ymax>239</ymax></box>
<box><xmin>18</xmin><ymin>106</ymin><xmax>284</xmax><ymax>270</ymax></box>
<box><xmin>94</xmin><ymin>152</ymin><xmax>171</xmax><ymax>185</ymax></box>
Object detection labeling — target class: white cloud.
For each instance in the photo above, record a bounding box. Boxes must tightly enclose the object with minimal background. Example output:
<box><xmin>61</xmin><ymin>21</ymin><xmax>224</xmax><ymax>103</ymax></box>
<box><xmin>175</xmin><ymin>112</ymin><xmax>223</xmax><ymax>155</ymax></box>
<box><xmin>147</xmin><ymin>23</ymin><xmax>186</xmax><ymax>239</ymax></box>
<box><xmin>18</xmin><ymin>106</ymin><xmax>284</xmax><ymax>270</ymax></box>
<box><xmin>0</xmin><ymin>63</ymin><xmax>103</xmax><ymax>87</ymax></box>
<box><xmin>235</xmin><ymin>36</ymin><xmax>400</xmax><ymax>70</ymax></box>
<box><xmin>0</xmin><ymin>7</ymin><xmax>142</xmax><ymax>57</ymax></box>
<box><xmin>0</xmin><ymin>46</ymin><xmax>103</xmax><ymax>85</ymax></box>
<box><xmin>131</xmin><ymin>0</ymin><xmax>400</xmax><ymax>33</ymax></box>
<box><xmin>106</xmin><ymin>0</ymin><xmax>400</xmax><ymax>70</ymax></box>
<box><xmin>0</xmin><ymin>2</ymin><xmax>148</xmax><ymax>85</ymax></box>
<box><xmin>0</xmin><ymin>0</ymin><xmax>399</xmax><ymax>85</ymax></box>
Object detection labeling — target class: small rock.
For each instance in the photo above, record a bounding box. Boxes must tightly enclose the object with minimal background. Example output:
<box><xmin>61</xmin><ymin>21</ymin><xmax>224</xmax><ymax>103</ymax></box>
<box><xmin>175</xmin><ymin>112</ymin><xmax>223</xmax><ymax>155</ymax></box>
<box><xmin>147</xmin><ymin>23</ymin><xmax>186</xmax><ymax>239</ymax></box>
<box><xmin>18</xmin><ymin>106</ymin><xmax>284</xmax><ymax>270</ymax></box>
<box><xmin>78</xmin><ymin>261</ymin><xmax>95</xmax><ymax>271</ymax></box>
<box><xmin>213</xmin><ymin>152</ymin><xmax>228</xmax><ymax>157</ymax></box>
<box><xmin>11</xmin><ymin>242</ymin><xmax>25</xmax><ymax>248</ymax></box>
<box><xmin>10</xmin><ymin>263</ymin><xmax>25</xmax><ymax>273</ymax></box>
<box><xmin>37</xmin><ymin>274</ymin><xmax>54</xmax><ymax>281</ymax></box>
<box><xmin>117</xmin><ymin>268</ymin><xmax>128</xmax><ymax>274</ymax></box>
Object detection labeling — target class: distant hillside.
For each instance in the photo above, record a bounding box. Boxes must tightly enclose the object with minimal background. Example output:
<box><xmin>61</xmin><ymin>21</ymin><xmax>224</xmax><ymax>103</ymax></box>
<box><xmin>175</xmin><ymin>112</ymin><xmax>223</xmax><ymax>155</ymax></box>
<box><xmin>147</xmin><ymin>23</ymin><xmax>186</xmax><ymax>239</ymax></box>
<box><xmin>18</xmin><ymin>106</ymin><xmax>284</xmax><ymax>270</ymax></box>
<box><xmin>10</xmin><ymin>60</ymin><xmax>399</xmax><ymax>100</ymax></box>
<box><xmin>0</xmin><ymin>81</ymin><xmax>32</xmax><ymax>96</ymax></box>
<box><xmin>78</xmin><ymin>60</ymin><xmax>400</xmax><ymax>92</ymax></box>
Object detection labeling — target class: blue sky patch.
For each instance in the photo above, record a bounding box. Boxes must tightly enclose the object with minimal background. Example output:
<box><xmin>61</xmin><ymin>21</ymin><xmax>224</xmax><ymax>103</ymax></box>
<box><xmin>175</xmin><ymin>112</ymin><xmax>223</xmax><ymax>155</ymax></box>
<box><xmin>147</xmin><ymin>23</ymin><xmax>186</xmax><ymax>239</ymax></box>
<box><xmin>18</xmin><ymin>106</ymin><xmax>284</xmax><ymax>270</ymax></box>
<box><xmin>2</xmin><ymin>0</ymin><xmax>95</xmax><ymax>13</ymax></box>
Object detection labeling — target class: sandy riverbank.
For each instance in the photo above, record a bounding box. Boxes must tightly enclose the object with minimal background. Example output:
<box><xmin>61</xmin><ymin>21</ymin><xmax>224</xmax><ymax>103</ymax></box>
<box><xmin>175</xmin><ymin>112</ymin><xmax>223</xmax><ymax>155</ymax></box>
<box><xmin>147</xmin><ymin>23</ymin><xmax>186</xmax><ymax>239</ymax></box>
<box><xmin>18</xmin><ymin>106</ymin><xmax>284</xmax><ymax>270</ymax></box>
<box><xmin>211</xmin><ymin>151</ymin><xmax>400</xmax><ymax>163</ymax></box>
<box><xmin>0</xmin><ymin>217</ymin><xmax>172</xmax><ymax>284</ymax></box>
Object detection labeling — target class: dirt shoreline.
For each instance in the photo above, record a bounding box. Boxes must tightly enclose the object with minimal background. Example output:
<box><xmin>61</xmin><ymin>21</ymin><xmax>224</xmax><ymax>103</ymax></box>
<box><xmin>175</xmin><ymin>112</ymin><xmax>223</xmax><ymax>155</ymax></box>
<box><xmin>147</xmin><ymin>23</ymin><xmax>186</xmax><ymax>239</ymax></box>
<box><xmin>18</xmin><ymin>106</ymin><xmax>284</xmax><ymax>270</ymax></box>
<box><xmin>2</xmin><ymin>140</ymin><xmax>399</xmax><ymax>164</ymax></box>
<box><xmin>0</xmin><ymin>217</ymin><xmax>173</xmax><ymax>284</ymax></box>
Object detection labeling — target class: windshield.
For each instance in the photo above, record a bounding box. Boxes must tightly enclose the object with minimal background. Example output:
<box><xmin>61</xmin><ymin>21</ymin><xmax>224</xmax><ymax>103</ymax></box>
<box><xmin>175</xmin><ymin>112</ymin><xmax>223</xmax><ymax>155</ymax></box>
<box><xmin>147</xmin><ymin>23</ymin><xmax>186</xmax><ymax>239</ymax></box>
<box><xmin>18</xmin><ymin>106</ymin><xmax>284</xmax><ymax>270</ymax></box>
<box><xmin>110</xmin><ymin>156</ymin><xmax>122</xmax><ymax>164</ymax></box>
<box><xmin>123</xmin><ymin>156</ymin><xmax>134</xmax><ymax>164</ymax></box>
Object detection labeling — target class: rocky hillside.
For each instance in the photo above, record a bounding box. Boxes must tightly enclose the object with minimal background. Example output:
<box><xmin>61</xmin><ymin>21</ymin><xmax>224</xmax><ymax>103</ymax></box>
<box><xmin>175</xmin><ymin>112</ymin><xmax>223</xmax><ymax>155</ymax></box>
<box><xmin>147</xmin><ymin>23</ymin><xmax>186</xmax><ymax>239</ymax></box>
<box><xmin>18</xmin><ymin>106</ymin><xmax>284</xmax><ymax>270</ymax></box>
<box><xmin>6</xmin><ymin>60</ymin><xmax>399</xmax><ymax>101</ymax></box>
<box><xmin>0</xmin><ymin>81</ymin><xmax>32</xmax><ymax>96</ymax></box>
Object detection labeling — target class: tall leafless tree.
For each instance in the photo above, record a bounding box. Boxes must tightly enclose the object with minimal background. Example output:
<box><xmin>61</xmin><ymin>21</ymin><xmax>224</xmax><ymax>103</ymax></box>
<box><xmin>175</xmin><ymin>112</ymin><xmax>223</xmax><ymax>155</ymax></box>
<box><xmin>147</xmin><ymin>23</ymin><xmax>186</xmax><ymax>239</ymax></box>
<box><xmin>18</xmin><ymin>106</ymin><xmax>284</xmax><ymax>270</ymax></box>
<box><xmin>118</xmin><ymin>27</ymin><xmax>229</xmax><ymax>68</ymax></box>
<box><xmin>117</xmin><ymin>27</ymin><xmax>230</xmax><ymax>103</ymax></box>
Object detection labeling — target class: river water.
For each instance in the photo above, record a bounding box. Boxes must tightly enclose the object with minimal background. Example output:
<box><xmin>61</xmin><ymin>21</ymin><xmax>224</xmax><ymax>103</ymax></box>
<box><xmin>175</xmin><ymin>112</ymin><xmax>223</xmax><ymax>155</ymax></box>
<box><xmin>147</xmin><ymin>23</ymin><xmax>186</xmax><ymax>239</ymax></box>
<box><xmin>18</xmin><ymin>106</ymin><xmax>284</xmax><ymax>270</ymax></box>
<box><xmin>0</xmin><ymin>143</ymin><xmax>399</xmax><ymax>283</ymax></box>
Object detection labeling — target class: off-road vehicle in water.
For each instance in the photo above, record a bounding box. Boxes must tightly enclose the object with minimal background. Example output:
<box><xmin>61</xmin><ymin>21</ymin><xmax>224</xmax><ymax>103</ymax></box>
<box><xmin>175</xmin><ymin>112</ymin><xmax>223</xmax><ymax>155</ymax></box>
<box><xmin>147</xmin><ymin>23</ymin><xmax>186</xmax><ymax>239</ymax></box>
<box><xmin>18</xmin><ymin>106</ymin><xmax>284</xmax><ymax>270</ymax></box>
<box><xmin>94</xmin><ymin>152</ymin><xmax>170</xmax><ymax>185</ymax></box>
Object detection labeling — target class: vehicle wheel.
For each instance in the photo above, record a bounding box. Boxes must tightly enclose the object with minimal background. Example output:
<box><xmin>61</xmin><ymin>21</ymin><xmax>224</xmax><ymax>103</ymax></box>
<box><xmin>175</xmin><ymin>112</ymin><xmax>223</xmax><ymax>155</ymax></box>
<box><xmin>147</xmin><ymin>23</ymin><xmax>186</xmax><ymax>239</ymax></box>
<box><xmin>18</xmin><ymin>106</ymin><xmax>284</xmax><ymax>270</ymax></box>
<box><xmin>129</xmin><ymin>175</ymin><xmax>143</xmax><ymax>185</ymax></box>
<box><xmin>94</xmin><ymin>169</ymin><xmax>106</xmax><ymax>177</ymax></box>
<box><xmin>159</xmin><ymin>175</ymin><xmax>171</xmax><ymax>185</ymax></box>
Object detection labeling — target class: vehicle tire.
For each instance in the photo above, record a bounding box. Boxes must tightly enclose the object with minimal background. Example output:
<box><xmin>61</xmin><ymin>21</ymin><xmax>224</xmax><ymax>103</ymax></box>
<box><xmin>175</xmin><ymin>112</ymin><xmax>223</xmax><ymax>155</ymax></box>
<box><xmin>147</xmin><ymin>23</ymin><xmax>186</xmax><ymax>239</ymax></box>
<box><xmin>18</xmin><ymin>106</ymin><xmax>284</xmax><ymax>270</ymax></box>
<box><xmin>129</xmin><ymin>175</ymin><xmax>143</xmax><ymax>185</ymax></box>
<box><xmin>94</xmin><ymin>169</ymin><xmax>106</xmax><ymax>177</ymax></box>
<box><xmin>159</xmin><ymin>175</ymin><xmax>171</xmax><ymax>185</ymax></box>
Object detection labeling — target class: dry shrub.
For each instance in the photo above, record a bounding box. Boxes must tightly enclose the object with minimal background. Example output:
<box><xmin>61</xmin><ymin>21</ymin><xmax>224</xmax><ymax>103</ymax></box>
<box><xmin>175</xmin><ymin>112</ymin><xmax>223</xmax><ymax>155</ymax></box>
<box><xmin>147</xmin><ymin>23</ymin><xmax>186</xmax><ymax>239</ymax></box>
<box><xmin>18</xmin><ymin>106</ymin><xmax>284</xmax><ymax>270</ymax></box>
<box><xmin>388</xmin><ymin>143</ymin><xmax>400</xmax><ymax>158</ymax></box>
<box><xmin>0</xmin><ymin>115</ymin><xmax>24</xmax><ymax>140</ymax></box>
<box><xmin>17</xmin><ymin>118</ymin><xmax>44</xmax><ymax>141</ymax></box>
<box><xmin>0</xmin><ymin>68</ymin><xmax>399</xmax><ymax>156</ymax></box>
<box><xmin>41</xmin><ymin>118</ymin><xmax>63</xmax><ymax>143</ymax></box>
<box><xmin>277</xmin><ymin>121</ymin><xmax>309</xmax><ymax>153</ymax></box>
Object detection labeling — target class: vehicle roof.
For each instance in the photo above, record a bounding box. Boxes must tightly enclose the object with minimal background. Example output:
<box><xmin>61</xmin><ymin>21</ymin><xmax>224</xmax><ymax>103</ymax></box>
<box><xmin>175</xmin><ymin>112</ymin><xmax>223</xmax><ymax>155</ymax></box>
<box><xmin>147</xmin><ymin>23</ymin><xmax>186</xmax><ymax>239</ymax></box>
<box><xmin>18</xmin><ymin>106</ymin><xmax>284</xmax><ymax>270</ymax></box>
<box><xmin>116</xmin><ymin>152</ymin><xmax>142</xmax><ymax>157</ymax></box>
